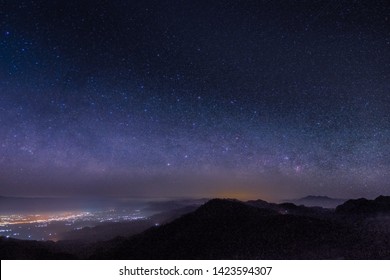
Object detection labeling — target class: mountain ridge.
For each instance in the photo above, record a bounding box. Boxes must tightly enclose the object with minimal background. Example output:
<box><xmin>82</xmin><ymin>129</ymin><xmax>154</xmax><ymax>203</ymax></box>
<box><xmin>2</xmin><ymin>196</ymin><xmax>390</xmax><ymax>259</ymax></box>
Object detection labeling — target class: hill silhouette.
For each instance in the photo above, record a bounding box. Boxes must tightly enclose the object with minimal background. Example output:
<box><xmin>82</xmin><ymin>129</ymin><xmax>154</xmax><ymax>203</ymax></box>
<box><xmin>89</xmin><ymin>199</ymin><xmax>360</xmax><ymax>259</ymax></box>
<box><xmin>2</xmin><ymin>196</ymin><xmax>390</xmax><ymax>259</ymax></box>
<box><xmin>336</xmin><ymin>196</ymin><xmax>390</xmax><ymax>214</ymax></box>
<box><xmin>0</xmin><ymin>237</ymin><xmax>74</xmax><ymax>259</ymax></box>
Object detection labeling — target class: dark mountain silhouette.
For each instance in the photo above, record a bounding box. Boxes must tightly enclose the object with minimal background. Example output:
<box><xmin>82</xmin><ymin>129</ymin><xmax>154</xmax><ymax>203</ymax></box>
<box><xmin>89</xmin><ymin>199</ymin><xmax>362</xmax><ymax>259</ymax></box>
<box><xmin>336</xmin><ymin>196</ymin><xmax>390</xmax><ymax>214</ymax></box>
<box><xmin>0</xmin><ymin>237</ymin><xmax>74</xmax><ymax>259</ymax></box>
<box><xmin>284</xmin><ymin>195</ymin><xmax>346</xmax><ymax>208</ymax></box>
<box><xmin>2</xmin><ymin>197</ymin><xmax>390</xmax><ymax>260</ymax></box>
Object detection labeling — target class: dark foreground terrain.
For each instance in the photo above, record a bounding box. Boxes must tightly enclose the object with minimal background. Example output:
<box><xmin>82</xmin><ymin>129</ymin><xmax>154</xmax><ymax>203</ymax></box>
<box><xmin>1</xmin><ymin>196</ymin><xmax>390</xmax><ymax>259</ymax></box>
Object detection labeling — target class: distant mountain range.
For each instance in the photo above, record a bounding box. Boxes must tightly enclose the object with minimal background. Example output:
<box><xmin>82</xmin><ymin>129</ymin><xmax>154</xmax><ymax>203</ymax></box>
<box><xmin>283</xmin><ymin>195</ymin><xmax>347</xmax><ymax>208</ymax></box>
<box><xmin>1</xmin><ymin>196</ymin><xmax>390</xmax><ymax>259</ymax></box>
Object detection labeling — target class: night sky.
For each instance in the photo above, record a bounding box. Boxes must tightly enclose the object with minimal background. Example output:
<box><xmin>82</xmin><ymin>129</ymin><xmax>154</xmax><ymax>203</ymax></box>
<box><xmin>1</xmin><ymin>0</ymin><xmax>389</xmax><ymax>200</ymax></box>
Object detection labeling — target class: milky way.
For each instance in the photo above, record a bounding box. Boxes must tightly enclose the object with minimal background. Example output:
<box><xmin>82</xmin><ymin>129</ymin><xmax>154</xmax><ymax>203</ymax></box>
<box><xmin>0</xmin><ymin>1</ymin><xmax>389</xmax><ymax>199</ymax></box>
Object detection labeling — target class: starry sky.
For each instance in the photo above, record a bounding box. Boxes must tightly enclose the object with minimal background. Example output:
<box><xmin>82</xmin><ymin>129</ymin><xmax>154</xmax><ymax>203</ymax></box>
<box><xmin>0</xmin><ymin>0</ymin><xmax>389</xmax><ymax>200</ymax></box>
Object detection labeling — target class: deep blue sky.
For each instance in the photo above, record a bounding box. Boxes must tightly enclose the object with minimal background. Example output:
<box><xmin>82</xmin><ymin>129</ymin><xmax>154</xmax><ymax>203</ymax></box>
<box><xmin>0</xmin><ymin>0</ymin><xmax>389</xmax><ymax>200</ymax></box>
